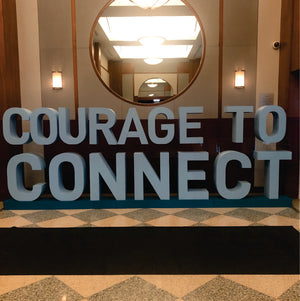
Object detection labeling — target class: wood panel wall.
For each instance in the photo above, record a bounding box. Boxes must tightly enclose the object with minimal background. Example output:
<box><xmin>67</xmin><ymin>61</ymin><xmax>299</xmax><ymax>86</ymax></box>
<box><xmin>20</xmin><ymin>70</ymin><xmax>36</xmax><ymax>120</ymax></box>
<box><xmin>278</xmin><ymin>0</ymin><xmax>299</xmax><ymax>198</ymax></box>
<box><xmin>0</xmin><ymin>0</ymin><xmax>21</xmax><ymax>116</ymax></box>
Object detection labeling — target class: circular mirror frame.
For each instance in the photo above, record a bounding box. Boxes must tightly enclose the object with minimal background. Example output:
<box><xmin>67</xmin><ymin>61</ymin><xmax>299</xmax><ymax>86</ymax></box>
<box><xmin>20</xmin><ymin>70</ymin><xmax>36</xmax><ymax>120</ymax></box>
<box><xmin>89</xmin><ymin>0</ymin><xmax>206</xmax><ymax>106</ymax></box>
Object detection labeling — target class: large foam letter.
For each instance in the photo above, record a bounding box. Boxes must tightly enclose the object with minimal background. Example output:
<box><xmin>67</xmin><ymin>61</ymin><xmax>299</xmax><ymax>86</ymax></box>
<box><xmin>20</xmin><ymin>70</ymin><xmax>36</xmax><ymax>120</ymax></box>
<box><xmin>134</xmin><ymin>152</ymin><xmax>169</xmax><ymax>200</ymax></box>
<box><xmin>7</xmin><ymin>153</ymin><xmax>46</xmax><ymax>201</ymax></box>
<box><xmin>89</xmin><ymin>153</ymin><xmax>126</xmax><ymax>200</ymax></box>
<box><xmin>59</xmin><ymin>108</ymin><xmax>88</xmax><ymax>144</ymax></box>
<box><xmin>255</xmin><ymin>105</ymin><xmax>286</xmax><ymax>144</ymax></box>
<box><xmin>148</xmin><ymin>107</ymin><xmax>175</xmax><ymax>144</ymax></box>
<box><xmin>49</xmin><ymin>153</ymin><xmax>86</xmax><ymax>201</ymax></box>
<box><xmin>178</xmin><ymin>152</ymin><xmax>209</xmax><ymax>200</ymax></box>
<box><xmin>3</xmin><ymin>108</ymin><xmax>32</xmax><ymax>145</ymax></box>
<box><xmin>179</xmin><ymin>107</ymin><xmax>203</xmax><ymax>144</ymax></box>
<box><xmin>118</xmin><ymin>108</ymin><xmax>148</xmax><ymax>145</ymax></box>
<box><xmin>30</xmin><ymin>108</ymin><xmax>58</xmax><ymax>145</ymax></box>
<box><xmin>214</xmin><ymin>151</ymin><xmax>251</xmax><ymax>199</ymax></box>
<box><xmin>89</xmin><ymin>108</ymin><xmax>117</xmax><ymax>145</ymax></box>
<box><xmin>224</xmin><ymin>106</ymin><xmax>254</xmax><ymax>143</ymax></box>
<box><xmin>253</xmin><ymin>151</ymin><xmax>292</xmax><ymax>199</ymax></box>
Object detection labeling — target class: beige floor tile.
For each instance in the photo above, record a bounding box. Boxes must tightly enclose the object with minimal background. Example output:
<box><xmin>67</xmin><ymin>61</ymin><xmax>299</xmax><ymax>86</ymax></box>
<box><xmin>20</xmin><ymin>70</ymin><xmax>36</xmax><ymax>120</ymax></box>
<box><xmin>105</xmin><ymin>208</ymin><xmax>138</xmax><ymax>215</ymax></box>
<box><xmin>202</xmin><ymin>215</ymin><xmax>252</xmax><ymax>227</ymax></box>
<box><xmin>37</xmin><ymin>216</ymin><xmax>86</xmax><ymax>228</ymax></box>
<box><xmin>57</xmin><ymin>209</ymin><xmax>89</xmax><ymax>215</ymax></box>
<box><xmin>91</xmin><ymin>215</ymin><xmax>140</xmax><ymax>227</ymax></box>
<box><xmin>259</xmin><ymin>215</ymin><xmax>300</xmax><ymax>230</ymax></box>
<box><xmin>201</xmin><ymin>207</ymin><xmax>235</xmax><ymax>214</ymax></box>
<box><xmin>56</xmin><ymin>275</ymin><xmax>131</xmax><ymax>298</ymax></box>
<box><xmin>10</xmin><ymin>210</ymin><xmax>42</xmax><ymax>215</ymax></box>
<box><xmin>223</xmin><ymin>275</ymin><xmax>300</xmax><ymax>298</ymax></box>
<box><xmin>0</xmin><ymin>276</ymin><xmax>49</xmax><ymax>295</ymax></box>
<box><xmin>146</xmin><ymin>215</ymin><xmax>196</xmax><ymax>227</ymax></box>
<box><xmin>140</xmin><ymin>275</ymin><xmax>217</xmax><ymax>298</ymax></box>
<box><xmin>250</xmin><ymin>207</ymin><xmax>287</xmax><ymax>214</ymax></box>
<box><xmin>0</xmin><ymin>216</ymin><xmax>33</xmax><ymax>227</ymax></box>
<box><xmin>154</xmin><ymin>208</ymin><xmax>187</xmax><ymax>214</ymax></box>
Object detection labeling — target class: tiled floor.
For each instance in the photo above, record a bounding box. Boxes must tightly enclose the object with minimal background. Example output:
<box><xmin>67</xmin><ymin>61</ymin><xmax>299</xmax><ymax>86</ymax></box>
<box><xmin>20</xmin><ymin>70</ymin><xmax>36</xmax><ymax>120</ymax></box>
<box><xmin>0</xmin><ymin>206</ymin><xmax>299</xmax><ymax>300</ymax></box>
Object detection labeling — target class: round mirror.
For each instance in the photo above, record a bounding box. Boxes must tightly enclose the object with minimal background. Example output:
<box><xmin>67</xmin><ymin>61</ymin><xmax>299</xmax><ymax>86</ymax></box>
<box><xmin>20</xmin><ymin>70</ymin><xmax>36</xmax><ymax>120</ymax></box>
<box><xmin>90</xmin><ymin>0</ymin><xmax>205</xmax><ymax>105</ymax></box>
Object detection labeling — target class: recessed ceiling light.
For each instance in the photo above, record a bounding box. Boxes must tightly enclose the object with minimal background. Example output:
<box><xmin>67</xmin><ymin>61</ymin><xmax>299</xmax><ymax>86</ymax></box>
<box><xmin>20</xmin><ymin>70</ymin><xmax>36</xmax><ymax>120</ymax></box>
<box><xmin>144</xmin><ymin>57</ymin><xmax>163</xmax><ymax>65</ymax></box>
<box><xmin>147</xmin><ymin>83</ymin><xmax>158</xmax><ymax>88</ymax></box>
<box><xmin>138</xmin><ymin>36</ymin><xmax>165</xmax><ymax>47</ymax></box>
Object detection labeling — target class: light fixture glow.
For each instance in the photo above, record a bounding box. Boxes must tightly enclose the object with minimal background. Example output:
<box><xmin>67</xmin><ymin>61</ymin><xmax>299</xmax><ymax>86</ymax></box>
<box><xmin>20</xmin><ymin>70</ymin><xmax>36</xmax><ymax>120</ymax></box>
<box><xmin>138</xmin><ymin>36</ymin><xmax>165</xmax><ymax>47</ymax></box>
<box><xmin>52</xmin><ymin>71</ymin><xmax>62</xmax><ymax>89</ymax></box>
<box><xmin>99</xmin><ymin>16</ymin><xmax>200</xmax><ymax>42</ymax></box>
<box><xmin>147</xmin><ymin>83</ymin><xmax>158</xmax><ymax>88</ymax></box>
<box><xmin>235</xmin><ymin>70</ymin><xmax>245</xmax><ymax>88</ymax></box>
<box><xmin>129</xmin><ymin>0</ymin><xmax>170</xmax><ymax>9</ymax></box>
<box><xmin>113</xmin><ymin>45</ymin><xmax>192</xmax><ymax>59</ymax></box>
<box><xmin>144</xmin><ymin>57</ymin><xmax>163</xmax><ymax>65</ymax></box>
<box><xmin>148</xmin><ymin>93</ymin><xmax>155</xmax><ymax>96</ymax></box>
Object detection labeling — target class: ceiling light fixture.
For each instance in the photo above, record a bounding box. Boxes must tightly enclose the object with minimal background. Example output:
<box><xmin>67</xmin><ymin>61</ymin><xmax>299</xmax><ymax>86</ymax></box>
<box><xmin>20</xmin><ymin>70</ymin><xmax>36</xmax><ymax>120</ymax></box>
<box><xmin>147</xmin><ymin>83</ymin><xmax>158</xmax><ymax>88</ymax></box>
<box><xmin>144</xmin><ymin>57</ymin><xmax>163</xmax><ymax>65</ymax></box>
<box><xmin>138</xmin><ymin>36</ymin><xmax>165</xmax><ymax>47</ymax></box>
<box><xmin>129</xmin><ymin>0</ymin><xmax>170</xmax><ymax>9</ymax></box>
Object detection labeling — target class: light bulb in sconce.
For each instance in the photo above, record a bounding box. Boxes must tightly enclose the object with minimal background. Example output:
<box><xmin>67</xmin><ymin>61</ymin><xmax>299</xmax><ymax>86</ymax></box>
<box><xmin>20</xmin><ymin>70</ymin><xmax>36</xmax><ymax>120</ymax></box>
<box><xmin>52</xmin><ymin>71</ymin><xmax>63</xmax><ymax>89</ymax></box>
<box><xmin>235</xmin><ymin>70</ymin><xmax>245</xmax><ymax>88</ymax></box>
<box><xmin>129</xmin><ymin>0</ymin><xmax>169</xmax><ymax>9</ymax></box>
<box><xmin>144</xmin><ymin>57</ymin><xmax>163</xmax><ymax>65</ymax></box>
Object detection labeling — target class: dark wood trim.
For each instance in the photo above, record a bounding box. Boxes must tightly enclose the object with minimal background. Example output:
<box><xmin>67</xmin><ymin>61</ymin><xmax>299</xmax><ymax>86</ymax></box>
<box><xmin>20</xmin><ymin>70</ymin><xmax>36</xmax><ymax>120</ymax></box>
<box><xmin>0</xmin><ymin>0</ymin><xmax>22</xmax><ymax>200</ymax></box>
<box><xmin>278</xmin><ymin>0</ymin><xmax>294</xmax><ymax>112</ymax></box>
<box><xmin>218</xmin><ymin>0</ymin><xmax>223</xmax><ymax>119</ymax></box>
<box><xmin>71</xmin><ymin>0</ymin><xmax>79</xmax><ymax>119</ymax></box>
<box><xmin>278</xmin><ymin>0</ymin><xmax>299</xmax><ymax>198</ymax></box>
<box><xmin>0</xmin><ymin>0</ymin><xmax>21</xmax><ymax>116</ymax></box>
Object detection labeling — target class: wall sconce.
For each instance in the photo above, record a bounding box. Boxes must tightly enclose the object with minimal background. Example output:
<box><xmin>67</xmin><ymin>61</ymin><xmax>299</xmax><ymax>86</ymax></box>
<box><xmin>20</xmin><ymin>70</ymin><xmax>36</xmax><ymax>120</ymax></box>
<box><xmin>52</xmin><ymin>71</ymin><xmax>63</xmax><ymax>89</ymax></box>
<box><xmin>235</xmin><ymin>70</ymin><xmax>245</xmax><ymax>88</ymax></box>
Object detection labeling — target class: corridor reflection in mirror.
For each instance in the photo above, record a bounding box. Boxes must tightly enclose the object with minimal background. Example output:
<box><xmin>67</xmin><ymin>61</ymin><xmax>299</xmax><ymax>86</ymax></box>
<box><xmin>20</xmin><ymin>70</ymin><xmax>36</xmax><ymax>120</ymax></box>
<box><xmin>90</xmin><ymin>0</ymin><xmax>205</xmax><ymax>105</ymax></box>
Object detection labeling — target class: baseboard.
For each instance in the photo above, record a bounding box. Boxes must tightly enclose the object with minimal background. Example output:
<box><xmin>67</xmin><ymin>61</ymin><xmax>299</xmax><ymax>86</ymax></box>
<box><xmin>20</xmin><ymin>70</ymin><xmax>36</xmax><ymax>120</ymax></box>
<box><xmin>3</xmin><ymin>195</ymin><xmax>293</xmax><ymax>210</ymax></box>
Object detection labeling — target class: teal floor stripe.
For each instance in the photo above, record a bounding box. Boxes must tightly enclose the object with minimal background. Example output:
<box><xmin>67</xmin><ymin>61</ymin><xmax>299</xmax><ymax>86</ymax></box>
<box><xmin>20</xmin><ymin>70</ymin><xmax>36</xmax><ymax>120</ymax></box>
<box><xmin>3</xmin><ymin>195</ymin><xmax>292</xmax><ymax>210</ymax></box>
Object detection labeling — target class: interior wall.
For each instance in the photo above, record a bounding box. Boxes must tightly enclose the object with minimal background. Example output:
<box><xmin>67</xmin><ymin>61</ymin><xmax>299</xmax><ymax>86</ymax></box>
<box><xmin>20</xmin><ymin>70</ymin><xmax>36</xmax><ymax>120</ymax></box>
<box><xmin>222</xmin><ymin>0</ymin><xmax>258</xmax><ymax>118</ymax></box>
<box><xmin>37</xmin><ymin>0</ymin><xmax>75</xmax><ymax>119</ymax></box>
<box><xmin>16</xmin><ymin>0</ymin><xmax>45</xmax><ymax>187</ymax></box>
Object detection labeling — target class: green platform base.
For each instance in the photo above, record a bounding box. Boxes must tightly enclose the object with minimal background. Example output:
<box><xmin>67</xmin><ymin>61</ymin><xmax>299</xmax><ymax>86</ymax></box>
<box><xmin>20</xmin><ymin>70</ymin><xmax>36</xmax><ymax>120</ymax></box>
<box><xmin>3</xmin><ymin>195</ymin><xmax>292</xmax><ymax>210</ymax></box>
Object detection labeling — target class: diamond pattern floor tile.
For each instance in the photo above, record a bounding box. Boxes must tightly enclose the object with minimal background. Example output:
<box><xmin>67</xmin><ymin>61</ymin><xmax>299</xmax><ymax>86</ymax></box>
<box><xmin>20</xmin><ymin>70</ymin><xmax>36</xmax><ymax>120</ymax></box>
<box><xmin>22</xmin><ymin>210</ymin><xmax>66</xmax><ymax>223</ymax></box>
<box><xmin>146</xmin><ymin>215</ymin><xmax>196</xmax><ymax>226</ymax></box>
<box><xmin>276</xmin><ymin>208</ymin><xmax>300</xmax><ymax>220</ymax></box>
<box><xmin>201</xmin><ymin>215</ymin><xmax>252</xmax><ymax>226</ymax></box>
<box><xmin>87</xmin><ymin>276</ymin><xmax>177</xmax><ymax>301</ymax></box>
<box><xmin>278</xmin><ymin>281</ymin><xmax>300</xmax><ymax>301</ymax></box>
<box><xmin>91</xmin><ymin>215</ymin><xmax>141</xmax><ymax>227</ymax></box>
<box><xmin>140</xmin><ymin>275</ymin><xmax>217</xmax><ymax>298</ymax></box>
<box><xmin>223</xmin><ymin>275</ymin><xmax>300</xmax><ymax>299</ymax></box>
<box><xmin>0</xmin><ymin>276</ymin><xmax>48</xmax><ymax>296</ymax></box>
<box><xmin>56</xmin><ymin>275</ymin><xmax>132</xmax><ymax>298</ymax></box>
<box><xmin>36</xmin><ymin>216</ymin><xmax>87</xmax><ymax>228</ymax></box>
<box><xmin>0</xmin><ymin>277</ymin><xmax>83</xmax><ymax>301</ymax></box>
<box><xmin>124</xmin><ymin>208</ymin><xmax>167</xmax><ymax>222</ymax></box>
<box><xmin>174</xmin><ymin>208</ymin><xmax>219</xmax><ymax>222</ymax></box>
<box><xmin>224</xmin><ymin>208</ymin><xmax>271</xmax><ymax>222</ymax></box>
<box><xmin>182</xmin><ymin>276</ymin><xmax>275</xmax><ymax>301</ymax></box>
<box><xmin>0</xmin><ymin>216</ymin><xmax>33</xmax><ymax>227</ymax></box>
<box><xmin>72</xmin><ymin>209</ymin><xmax>117</xmax><ymax>223</ymax></box>
<box><xmin>259</xmin><ymin>215</ymin><xmax>300</xmax><ymax>230</ymax></box>
<box><xmin>0</xmin><ymin>211</ymin><xmax>16</xmax><ymax>219</ymax></box>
